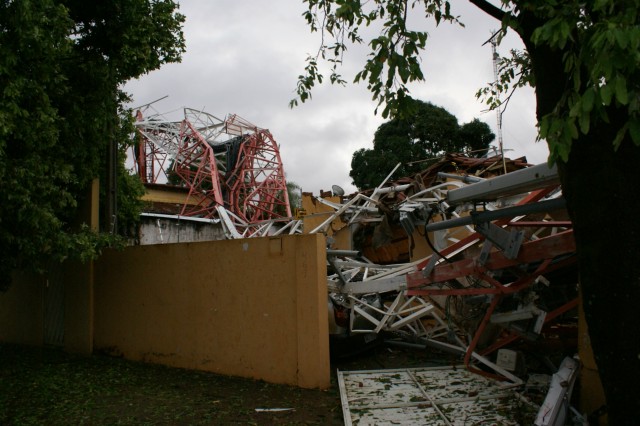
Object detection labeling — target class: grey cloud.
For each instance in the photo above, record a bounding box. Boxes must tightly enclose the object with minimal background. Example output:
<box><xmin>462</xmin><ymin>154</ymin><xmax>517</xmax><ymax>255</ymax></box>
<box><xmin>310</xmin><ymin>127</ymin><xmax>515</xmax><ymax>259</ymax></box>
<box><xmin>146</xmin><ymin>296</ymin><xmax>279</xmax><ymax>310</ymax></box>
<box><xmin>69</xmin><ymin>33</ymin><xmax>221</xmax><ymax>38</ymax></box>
<box><xmin>125</xmin><ymin>0</ymin><xmax>548</xmax><ymax>194</ymax></box>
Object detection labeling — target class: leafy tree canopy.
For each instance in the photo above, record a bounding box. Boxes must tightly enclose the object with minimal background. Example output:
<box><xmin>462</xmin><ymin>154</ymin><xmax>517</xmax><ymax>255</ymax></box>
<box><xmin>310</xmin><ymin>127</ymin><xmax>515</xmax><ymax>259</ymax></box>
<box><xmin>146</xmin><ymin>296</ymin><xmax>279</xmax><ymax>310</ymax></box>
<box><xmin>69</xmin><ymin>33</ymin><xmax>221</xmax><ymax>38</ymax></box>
<box><xmin>292</xmin><ymin>0</ymin><xmax>640</xmax><ymax>162</ymax></box>
<box><xmin>350</xmin><ymin>99</ymin><xmax>495</xmax><ymax>189</ymax></box>
<box><xmin>0</xmin><ymin>0</ymin><xmax>185</xmax><ymax>290</ymax></box>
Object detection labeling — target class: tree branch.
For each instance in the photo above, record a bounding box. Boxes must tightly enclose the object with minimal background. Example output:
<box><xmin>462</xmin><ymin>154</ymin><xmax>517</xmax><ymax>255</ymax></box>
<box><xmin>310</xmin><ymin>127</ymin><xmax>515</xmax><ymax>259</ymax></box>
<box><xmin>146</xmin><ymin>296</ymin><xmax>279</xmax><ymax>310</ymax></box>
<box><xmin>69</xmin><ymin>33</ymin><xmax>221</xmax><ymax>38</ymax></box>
<box><xmin>468</xmin><ymin>0</ymin><xmax>506</xmax><ymax>22</ymax></box>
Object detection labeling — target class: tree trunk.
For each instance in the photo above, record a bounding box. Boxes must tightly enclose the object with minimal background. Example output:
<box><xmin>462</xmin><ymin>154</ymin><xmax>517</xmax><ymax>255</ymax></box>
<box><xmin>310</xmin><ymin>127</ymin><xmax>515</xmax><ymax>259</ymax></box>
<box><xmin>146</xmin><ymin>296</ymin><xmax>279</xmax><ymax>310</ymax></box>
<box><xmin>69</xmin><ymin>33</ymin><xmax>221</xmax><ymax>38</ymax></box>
<box><xmin>559</xmin><ymin>129</ymin><xmax>640</xmax><ymax>424</ymax></box>
<box><xmin>517</xmin><ymin>11</ymin><xmax>640</xmax><ymax>422</ymax></box>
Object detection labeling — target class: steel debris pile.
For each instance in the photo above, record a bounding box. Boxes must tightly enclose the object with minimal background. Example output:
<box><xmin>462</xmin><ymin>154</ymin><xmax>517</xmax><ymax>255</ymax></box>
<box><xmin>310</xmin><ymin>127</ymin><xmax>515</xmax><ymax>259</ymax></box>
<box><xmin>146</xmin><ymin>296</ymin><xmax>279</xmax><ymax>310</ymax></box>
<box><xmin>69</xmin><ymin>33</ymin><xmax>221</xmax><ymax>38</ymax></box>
<box><xmin>309</xmin><ymin>154</ymin><xmax>582</xmax><ymax>424</ymax></box>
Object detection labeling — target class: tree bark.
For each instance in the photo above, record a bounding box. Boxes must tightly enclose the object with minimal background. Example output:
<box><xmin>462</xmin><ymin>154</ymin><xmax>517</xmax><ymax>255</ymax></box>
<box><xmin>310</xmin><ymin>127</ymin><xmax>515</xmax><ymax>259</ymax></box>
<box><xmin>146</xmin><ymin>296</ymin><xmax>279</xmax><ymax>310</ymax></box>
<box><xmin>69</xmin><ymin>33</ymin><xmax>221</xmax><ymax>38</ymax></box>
<box><xmin>516</xmin><ymin>10</ymin><xmax>640</xmax><ymax>423</ymax></box>
<box><xmin>560</xmin><ymin>127</ymin><xmax>640</xmax><ymax>423</ymax></box>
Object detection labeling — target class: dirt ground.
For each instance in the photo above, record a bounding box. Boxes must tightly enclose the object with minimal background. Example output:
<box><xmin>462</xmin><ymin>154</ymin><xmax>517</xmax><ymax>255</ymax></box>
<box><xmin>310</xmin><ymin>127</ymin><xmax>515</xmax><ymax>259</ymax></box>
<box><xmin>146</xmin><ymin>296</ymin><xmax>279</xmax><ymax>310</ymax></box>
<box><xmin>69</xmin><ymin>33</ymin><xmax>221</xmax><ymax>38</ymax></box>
<box><xmin>0</xmin><ymin>341</ymin><xmax>443</xmax><ymax>425</ymax></box>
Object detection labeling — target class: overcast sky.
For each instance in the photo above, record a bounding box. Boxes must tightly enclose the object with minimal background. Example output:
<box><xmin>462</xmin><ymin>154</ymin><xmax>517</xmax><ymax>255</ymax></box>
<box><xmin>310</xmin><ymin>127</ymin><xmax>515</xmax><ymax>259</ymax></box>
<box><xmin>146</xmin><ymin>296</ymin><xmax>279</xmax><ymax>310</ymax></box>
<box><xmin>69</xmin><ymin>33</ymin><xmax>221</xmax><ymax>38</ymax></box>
<box><xmin>124</xmin><ymin>0</ymin><xmax>549</xmax><ymax>194</ymax></box>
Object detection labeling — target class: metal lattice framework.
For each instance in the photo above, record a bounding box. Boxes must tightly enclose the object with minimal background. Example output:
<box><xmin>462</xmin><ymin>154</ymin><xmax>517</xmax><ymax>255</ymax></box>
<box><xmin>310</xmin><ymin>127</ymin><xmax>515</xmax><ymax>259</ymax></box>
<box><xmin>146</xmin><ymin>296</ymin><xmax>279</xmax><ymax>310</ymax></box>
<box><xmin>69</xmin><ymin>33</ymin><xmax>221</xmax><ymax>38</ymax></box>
<box><xmin>133</xmin><ymin>108</ymin><xmax>291</xmax><ymax>230</ymax></box>
<box><xmin>226</xmin><ymin>127</ymin><xmax>291</xmax><ymax>223</ymax></box>
<box><xmin>133</xmin><ymin>110</ymin><xmax>172</xmax><ymax>184</ymax></box>
<box><xmin>173</xmin><ymin>119</ymin><xmax>225</xmax><ymax>217</ymax></box>
<box><xmin>320</xmin><ymin>162</ymin><xmax>577</xmax><ymax>382</ymax></box>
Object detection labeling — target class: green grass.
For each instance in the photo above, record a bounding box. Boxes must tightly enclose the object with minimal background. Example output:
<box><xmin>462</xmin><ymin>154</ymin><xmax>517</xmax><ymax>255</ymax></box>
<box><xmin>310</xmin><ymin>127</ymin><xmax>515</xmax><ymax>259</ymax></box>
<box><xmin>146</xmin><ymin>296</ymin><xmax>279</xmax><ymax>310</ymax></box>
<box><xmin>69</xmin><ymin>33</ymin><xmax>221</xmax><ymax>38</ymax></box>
<box><xmin>0</xmin><ymin>344</ymin><xmax>342</xmax><ymax>425</ymax></box>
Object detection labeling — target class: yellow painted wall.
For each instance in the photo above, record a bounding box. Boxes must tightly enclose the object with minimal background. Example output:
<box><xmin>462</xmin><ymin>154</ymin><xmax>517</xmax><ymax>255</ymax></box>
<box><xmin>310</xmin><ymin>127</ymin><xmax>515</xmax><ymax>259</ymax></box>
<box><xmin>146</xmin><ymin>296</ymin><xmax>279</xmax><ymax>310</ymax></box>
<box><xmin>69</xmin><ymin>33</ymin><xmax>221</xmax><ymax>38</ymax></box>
<box><xmin>0</xmin><ymin>261</ymin><xmax>101</xmax><ymax>354</ymax></box>
<box><xmin>301</xmin><ymin>194</ymin><xmax>351</xmax><ymax>250</ymax></box>
<box><xmin>0</xmin><ymin>271</ymin><xmax>45</xmax><ymax>346</ymax></box>
<box><xmin>62</xmin><ymin>260</ymin><xmax>94</xmax><ymax>355</ymax></box>
<box><xmin>93</xmin><ymin>233</ymin><xmax>330</xmax><ymax>389</ymax></box>
<box><xmin>1</xmin><ymin>233</ymin><xmax>330</xmax><ymax>389</ymax></box>
<box><xmin>142</xmin><ymin>185</ymin><xmax>204</xmax><ymax>206</ymax></box>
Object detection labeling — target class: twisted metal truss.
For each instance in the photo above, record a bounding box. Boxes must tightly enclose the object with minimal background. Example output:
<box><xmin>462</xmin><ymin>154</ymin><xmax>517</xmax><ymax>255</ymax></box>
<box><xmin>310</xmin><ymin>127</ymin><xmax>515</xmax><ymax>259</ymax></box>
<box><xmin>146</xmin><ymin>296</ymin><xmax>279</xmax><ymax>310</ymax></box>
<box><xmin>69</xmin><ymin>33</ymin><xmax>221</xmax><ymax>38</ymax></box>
<box><xmin>132</xmin><ymin>107</ymin><xmax>291</xmax><ymax>235</ymax></box>
<box><xmin>224</xmin><ymin>119</ymin><xmax>291</xmax><ymax>224</ymax></box>
<box><xmin>322</xmin><ymin>163</ymin><xmax>576</xmax><ymax>382</ymax></box>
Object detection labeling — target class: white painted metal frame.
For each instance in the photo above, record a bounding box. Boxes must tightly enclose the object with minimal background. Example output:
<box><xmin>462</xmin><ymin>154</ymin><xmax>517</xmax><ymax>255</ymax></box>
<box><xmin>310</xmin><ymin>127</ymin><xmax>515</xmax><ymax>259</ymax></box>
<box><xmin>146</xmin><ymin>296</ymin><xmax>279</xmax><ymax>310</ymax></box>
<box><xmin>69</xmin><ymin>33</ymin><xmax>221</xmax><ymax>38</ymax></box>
<box><xmin>338</xmin><ymin>365</ymin><xmax>537</xmax><ymax>425</ymax></box>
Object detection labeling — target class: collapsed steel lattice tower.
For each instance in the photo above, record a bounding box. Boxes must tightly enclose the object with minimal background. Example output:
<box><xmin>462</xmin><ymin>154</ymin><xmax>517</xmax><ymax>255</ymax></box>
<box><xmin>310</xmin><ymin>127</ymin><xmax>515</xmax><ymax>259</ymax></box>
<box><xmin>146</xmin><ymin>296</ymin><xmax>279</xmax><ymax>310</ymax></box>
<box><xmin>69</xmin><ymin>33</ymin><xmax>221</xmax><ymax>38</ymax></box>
<box><xmin>133</xmin><ymin>108</ymin><xmax>291</xmax><ymax>227</ymax></box>
<box><xmin>223</xmin><ymin>115</ymin><xmax>291</xmax><ymax>223</ymax></box>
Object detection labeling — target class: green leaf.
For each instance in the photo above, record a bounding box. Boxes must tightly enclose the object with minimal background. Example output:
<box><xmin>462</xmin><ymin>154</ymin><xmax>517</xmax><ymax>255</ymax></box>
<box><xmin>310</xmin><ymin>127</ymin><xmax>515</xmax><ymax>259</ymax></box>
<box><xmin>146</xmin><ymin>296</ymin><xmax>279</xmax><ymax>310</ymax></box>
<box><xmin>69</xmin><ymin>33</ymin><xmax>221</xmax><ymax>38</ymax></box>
<box><xmin>549</xmin><ymin>117</ymin><xmax>564</xmax><ymax>136</ymax></box>
<box><xmin>613</xmin><ymin>126</ymin><xmax>626</xmax><ymax>149</ymax></box>
<box><xmin>629</xmin><ymin>119</ymin><xmax>640</xmax><ymax>145</ymax></box>
<box><xmin>567</xmin><ymin>119</ymin><xmax>579</xmax><ymax>139</ymax></box>
<box><xmin>398</xmin><ymin>63</ymin><xmax>410</xmax><ymax>83</ymax></box>
<box><xmin>558</xmin><ymin>21</ymin><xmax>571</xmax><ymax>49</ymax></box>
<box><xmin>549</xmin><ymin>137</ymin><xmax>572</xmax><ymax>163</ymax></box>
<box><xmin>615</xmin><ymin>76</ymin><xmax>628</xmax><ymax>105</ymax></box>
<box><xmin>582</xmin><ymin>88</ymin><xmax>595</xmax><ymax>113</ymax></box>
<box><xmin>538</xmin><ymin>117</ymin><xmax>550</xmax><ymax>139</ymax></box>
<box><xmin>600</xmin><ymin>84</ymin><xmax>613</xmax><ymax>105</ymax></box>
<box><xmin>614</xmin><ymin>29</ymin><xmax>628</xmax><ymax>49</ymax></box>
<box><xmin>578</xmin><ymin>113</ymin><xmax>590</xmax><ymax>134</ymax></box>
<box><xmin>593</xmin><ymin>0</ymin><xmax>610</xmax><ymax>12</ymax></box>
<box><xmin>569</xmin><ymin>98</ymin><xmax>581</xmax><ymax>118</ymax></box>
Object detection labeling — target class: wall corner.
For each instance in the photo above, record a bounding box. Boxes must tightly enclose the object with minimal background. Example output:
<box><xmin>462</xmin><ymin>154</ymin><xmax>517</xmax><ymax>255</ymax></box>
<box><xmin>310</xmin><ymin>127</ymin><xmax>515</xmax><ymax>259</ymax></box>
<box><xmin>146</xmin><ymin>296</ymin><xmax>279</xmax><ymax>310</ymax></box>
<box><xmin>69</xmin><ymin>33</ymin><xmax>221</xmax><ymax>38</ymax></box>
<box><xmin>295</xmin><ymin>233</ymin><xmax>330</xmax><ymax>389</ymax></box>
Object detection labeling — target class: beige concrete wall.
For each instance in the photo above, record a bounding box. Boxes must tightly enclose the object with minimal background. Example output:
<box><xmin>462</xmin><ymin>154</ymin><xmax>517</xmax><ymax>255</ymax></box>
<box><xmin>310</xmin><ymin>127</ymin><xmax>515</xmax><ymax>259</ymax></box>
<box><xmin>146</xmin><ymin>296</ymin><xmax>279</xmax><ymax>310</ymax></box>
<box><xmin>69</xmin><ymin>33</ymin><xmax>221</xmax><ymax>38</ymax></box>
<box><xmin>93</xmin><ymin>233</ymin><xmax>330</xmax><ymax>389</ymax></box>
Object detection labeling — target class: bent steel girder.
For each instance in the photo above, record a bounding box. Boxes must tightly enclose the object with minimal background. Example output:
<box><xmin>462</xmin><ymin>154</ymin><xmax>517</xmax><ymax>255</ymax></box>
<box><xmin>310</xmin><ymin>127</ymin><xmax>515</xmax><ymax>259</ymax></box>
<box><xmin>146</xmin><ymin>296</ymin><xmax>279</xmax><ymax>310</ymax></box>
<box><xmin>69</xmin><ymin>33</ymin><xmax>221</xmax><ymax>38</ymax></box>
<box><xmin>224</xmin><ymin>113</ymin><xmax>259</xmax><ymax>136</ymax></box>
<box><xmin>184</xmin><ymin>108</ymin><xmax>226</xmax><ymax>142</ymax></box>
<box><xmin>226</xmin><ymin>129</ymin><xmax>291</xmax><ymax>224</ymax></box>
<box><xmin>401</xmin><ymin>191</ymin><xmax>575</xmax><ymax>380</ymax></box>
<box><xmin>173</xmin><ymin>119</ymin><xmax>225</xmax><ymax>218</ymax></box>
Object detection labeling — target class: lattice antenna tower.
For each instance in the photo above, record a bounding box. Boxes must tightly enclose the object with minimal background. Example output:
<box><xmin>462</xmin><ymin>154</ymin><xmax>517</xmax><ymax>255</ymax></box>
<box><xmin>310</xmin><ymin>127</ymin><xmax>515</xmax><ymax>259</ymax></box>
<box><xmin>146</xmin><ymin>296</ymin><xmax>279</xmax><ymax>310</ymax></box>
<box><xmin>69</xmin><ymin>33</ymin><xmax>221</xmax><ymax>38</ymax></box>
<box><xmin>490</xmin><ymin>32</ymin><xmax>507</xmax><ymax>173</ymax></box>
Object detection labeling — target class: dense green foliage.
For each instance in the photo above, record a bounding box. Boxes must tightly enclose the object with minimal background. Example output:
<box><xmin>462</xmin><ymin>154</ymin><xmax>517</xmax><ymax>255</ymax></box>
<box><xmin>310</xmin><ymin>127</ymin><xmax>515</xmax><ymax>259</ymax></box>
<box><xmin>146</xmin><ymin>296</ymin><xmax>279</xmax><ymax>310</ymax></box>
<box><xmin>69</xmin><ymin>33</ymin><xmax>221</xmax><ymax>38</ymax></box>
<box><xmin>350</xmin><ymin>99</ymin><xmax>494</xmax><ymax>189</ymax></box>
<box><xmin>0</xmin><ymin>0</ymin><xmax>185</xmax><ymax>289</ymax></box>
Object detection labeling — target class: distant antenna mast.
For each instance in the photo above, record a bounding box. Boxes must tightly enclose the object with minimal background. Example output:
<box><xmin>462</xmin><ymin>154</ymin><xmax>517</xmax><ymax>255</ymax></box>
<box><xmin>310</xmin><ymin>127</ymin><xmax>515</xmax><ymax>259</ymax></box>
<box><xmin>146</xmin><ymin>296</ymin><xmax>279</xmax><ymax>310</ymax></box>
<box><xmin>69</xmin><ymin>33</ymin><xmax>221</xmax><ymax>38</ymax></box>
<box><xmin>490</xmin><ymin>32</ymin><xmax>507</xmax><ymax>173</ymax></box>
